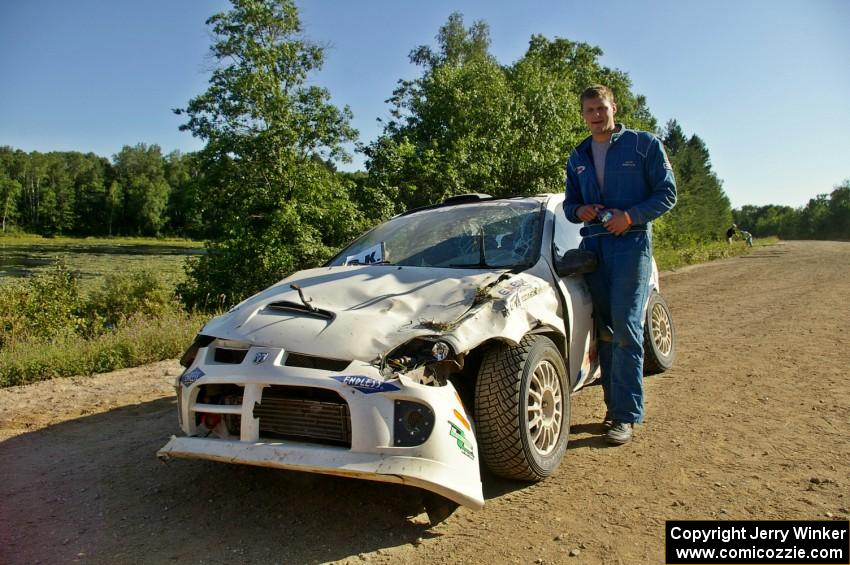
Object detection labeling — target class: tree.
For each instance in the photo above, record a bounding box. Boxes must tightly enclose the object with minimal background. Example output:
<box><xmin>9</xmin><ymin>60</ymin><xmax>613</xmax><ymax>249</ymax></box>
<box><xmin>734</xmin><ymin>183</ymin><xmax>850</xmax><ymax>241</ymax></box>
<box><xmin>105</xmin><ymin>180</ymin><xmax>123</xmax><ymax>237</ymax></box>
<box><xmin>19</xmin><ymin>152</ymin><xmax>49</xmax><ymax>232</ymax></box>
<box><xmin>164</xmin><ymin>151</ymin><xmax>206</xmax><ymax>237</ymax></box>
<box><xmin>337</xmin><ymin>170</ymin><xmax>397</xmax><ymax>225</ymax></box>
<box><xmin>113</xmin><ymin>144</ymin><xmax>170</xmax><ymax>235</ymax></box>
<box><xmin>826</xmin><ymin>180</ymin><xmax>850</xmax><ymax>240</ymax></box>
<box><xmin>0</xmin><ymin>148</ymin><xmax>21</xmax><ymax>232</ymax></box>
<box><xmin>660</xmin><ymin>129</ymin><xmax>733</xmax><ymax>243</ymax></box>
<box><xmin>175</xmin><ymin>0</ymin><xmax>363</xmax><ymax>307</ymax></box>
<box><xmin>660</xmin><ymin>120</ymin><xmax>687</xmax><ymax>157</ymax></box>
<box><xmin>0</xmin><ymin>170</ymin><xmax>21</xmax><ymax>232</ymax></box>
<box><xmin>69</xmin><ymin>152</ymin><xmax>109</xmax><ymax>235</ymax></box>
<box><xmin>409</xmin><ymin>12</ymin><xmax>494</xmax><ymax>69</ymax></box>
<box><xmin>0</xmin><ymin>148</ymin><xmax>115</xmax><ymax>235</ymax></box>
<box><xmin>365</xmin><ymin>14</ymin><xmax>658</xmax><ymax>211</ymax></box>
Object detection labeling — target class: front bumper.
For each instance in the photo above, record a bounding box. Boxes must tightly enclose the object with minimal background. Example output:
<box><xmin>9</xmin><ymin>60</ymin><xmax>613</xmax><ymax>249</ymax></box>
<box><xmin>157</xmin><ymin>345</ymin><xmax>484</xmax><ymax>510</ymax></box>
<box><xmin>158</xmin><ymin>435</ymin><xmax>483</xmax><ymax>509</ymax></box>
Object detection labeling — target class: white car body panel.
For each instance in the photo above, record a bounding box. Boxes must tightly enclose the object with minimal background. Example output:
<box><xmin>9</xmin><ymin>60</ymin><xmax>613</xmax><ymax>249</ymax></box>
<box><xmin>202</xmin><ymin>267</ymin><xmax>507</xmax><ymax>361</ymax></box>
<box><xmin>200</xmin><ymin>263</ymin><xmax>567</xmax><ymax>364</ymax></box>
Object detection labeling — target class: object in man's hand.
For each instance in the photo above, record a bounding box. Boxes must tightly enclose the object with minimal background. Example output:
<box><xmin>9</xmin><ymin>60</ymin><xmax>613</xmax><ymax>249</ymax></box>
<box><xmin>597</xmin><ymin>210</ymin><xmax>614</xmax><ymax>223</ymax></box>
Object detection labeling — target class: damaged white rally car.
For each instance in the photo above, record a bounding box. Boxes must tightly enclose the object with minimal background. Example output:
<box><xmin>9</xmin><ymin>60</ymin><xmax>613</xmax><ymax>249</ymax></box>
<box><xmin>158</xmin><ymin>193</ymin><xmax>675</xmax><ymax>515</ymax></box>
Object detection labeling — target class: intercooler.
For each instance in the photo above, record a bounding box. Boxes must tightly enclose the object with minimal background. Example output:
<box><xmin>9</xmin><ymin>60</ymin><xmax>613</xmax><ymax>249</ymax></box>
<box><xmin>221</xmin><ymin>386</ymin><xmax>352</xmax><ymax>447</ymax></box>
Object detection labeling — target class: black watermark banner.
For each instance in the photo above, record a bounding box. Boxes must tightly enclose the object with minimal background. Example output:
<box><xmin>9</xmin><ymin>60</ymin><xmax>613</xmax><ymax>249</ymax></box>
<box><xmin>666</xmin><ymin>520</ymin><xmax>849</xmax><ymax>564</ymax></box>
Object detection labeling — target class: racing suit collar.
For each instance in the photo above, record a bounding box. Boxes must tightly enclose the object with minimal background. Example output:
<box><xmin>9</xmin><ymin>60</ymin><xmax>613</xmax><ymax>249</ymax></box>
<box><xmin>609</xmin><ymin>123</ymin><xmax>629</xmax><ymax>144</ymax></box>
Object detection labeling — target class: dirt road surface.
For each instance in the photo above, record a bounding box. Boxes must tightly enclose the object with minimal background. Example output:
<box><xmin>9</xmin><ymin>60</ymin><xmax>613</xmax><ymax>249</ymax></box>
<box><xmin>1</xmin><ymin>241</ymin><xmax>848</xmax><ymax>565</ymax></box>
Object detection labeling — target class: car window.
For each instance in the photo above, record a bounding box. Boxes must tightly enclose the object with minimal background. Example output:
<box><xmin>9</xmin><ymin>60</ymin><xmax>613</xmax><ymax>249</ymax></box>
<box><xmin>328</xmin><ymin>200</ymin><xmax>543</xmax><ymax>269</ymax></box>
<box><xmin>552</xmin><ymin>203</ymin><xmax>582</xmax><ymax>258</ymax></box>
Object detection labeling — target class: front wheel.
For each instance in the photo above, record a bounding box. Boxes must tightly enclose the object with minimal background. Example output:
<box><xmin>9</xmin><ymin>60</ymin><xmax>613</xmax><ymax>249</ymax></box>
<box><xmin>474</xmin><ymin>335</ymin><xmax>570</xmax><ymax>481</ymax></box>
<box><xmin>643</xmin><ymin>291</ymin><xmax>675</xmax><ymax>374</ymax></box>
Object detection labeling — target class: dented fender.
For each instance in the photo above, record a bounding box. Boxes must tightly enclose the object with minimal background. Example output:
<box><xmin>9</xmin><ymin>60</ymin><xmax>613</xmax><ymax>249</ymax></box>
<box><xmin>437</xmin><ymin>259</ymin><xmax>566</xmax><ymax>355</ymax></box>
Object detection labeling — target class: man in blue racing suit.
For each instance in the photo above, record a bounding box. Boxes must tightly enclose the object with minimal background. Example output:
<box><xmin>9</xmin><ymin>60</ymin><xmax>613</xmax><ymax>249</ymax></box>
<box><xmin>564</xmin><ymin>85</ymin><xmax>677</xmax><ymax>445</ymax></box>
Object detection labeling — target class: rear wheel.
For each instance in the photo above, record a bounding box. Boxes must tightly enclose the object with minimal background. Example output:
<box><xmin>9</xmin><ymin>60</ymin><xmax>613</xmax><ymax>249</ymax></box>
<box><xmin>474</xmin><ymin>335</ymin><xmax>570</xmax><ymax>480</ymax></box>
<box><xmin>643</xmin><ymin>292</ymin><xmax>675</xmax><ymax>374</ymax></box>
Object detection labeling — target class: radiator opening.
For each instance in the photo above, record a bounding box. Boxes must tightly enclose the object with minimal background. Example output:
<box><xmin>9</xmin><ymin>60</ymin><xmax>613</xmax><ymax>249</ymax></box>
<box><xmin>223</xmin><ymin>385</ymin><xmax>351</xmax><ymax>447</ymax></box>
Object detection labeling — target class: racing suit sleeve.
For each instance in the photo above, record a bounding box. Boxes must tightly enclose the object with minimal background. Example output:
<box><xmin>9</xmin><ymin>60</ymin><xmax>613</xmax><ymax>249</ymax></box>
<box><xmin>625</xmin><ymin>137</ymin><xmax>677</xmax><ymax>225</ymax></box>
<box><xmin>563</xmin><ymin>155</ymin><xmax>584</xmax><ymax>224</ymax></box>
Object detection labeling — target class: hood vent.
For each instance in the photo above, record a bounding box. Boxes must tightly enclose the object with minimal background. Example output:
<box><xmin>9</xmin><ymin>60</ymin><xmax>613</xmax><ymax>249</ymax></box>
<box><xmin>266</xmin><ymin>301</ymin><xmax>335</xmax><ymax>321</ymax></box>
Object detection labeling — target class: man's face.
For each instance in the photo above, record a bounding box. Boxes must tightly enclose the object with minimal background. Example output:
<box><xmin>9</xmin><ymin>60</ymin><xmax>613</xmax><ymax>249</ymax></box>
<box><xmin>581</xmin><ymin>96</ymin><xmax>617</xmax><ymax>136</ymax></box>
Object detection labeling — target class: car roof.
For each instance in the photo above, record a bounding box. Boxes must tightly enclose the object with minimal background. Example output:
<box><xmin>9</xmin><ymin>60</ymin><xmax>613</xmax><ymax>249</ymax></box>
<box><xmin>397</xmin><ymin>193</ymin><xmax>553</xmax><ymax>218</ymax></box>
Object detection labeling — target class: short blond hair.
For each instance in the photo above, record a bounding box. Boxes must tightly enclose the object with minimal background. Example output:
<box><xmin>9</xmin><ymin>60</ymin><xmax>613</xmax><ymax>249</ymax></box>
<box><xmin>580</xmin><ymin>85</ymin><xmax>615</xmax><ymax>109</ymax></box>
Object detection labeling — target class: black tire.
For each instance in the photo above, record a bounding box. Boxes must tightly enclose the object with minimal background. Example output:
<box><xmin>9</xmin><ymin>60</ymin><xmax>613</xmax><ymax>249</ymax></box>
<box><xmin>474</xmin><ymin>335</ymin><xmax>570</xmax><ymax>481</ymax></box>
<box><xmin>643</xmin><ymin>291</ymin><xmax>675</xmax><ymax>374</ymax></box>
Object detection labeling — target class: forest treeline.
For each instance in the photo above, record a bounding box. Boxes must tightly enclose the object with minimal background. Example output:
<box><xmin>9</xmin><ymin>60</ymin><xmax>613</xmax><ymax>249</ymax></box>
<box><xmin>1</xmin><ymin>1</ymin><xmax>846</xmax><ymax>306</ymax></box>
<box><xmin>733</xmin><ymin>182</ymin><xmax>850</xmax><ymax>241</ymax></box>
<box><xmin>0</xmin><ymin>145</ymin><xmax>199</xmax><ymax>237</ymax></box>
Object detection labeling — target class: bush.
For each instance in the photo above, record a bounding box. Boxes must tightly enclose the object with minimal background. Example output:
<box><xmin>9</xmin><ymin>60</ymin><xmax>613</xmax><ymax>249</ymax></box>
<box><xmin>0</xmin><ymin>311</ymin><xmax>205</xmax><ymax>387</ymax></box>
<box><xmin>0</xmin><ymin>263</ymin><xmax>205</xmax><ymax>387</ymax></box>
<box><xmin>653</xmin><ymin>236</ymin><xmax>773</xmax><ymax>271</ymax></box>
<box><xmin>1</xmin><ymin>263</ymin><xmax>182</xmax><ymax>349</ymax></box>
<box><xmin>85</xmin><ymin>271</ymin><xmax>176</xmax><ymax>331</ymax></box>
<box><xmin>0</xmin><ymin>263</ymin><xmax>85</xmax><ymax>348</ymax></box>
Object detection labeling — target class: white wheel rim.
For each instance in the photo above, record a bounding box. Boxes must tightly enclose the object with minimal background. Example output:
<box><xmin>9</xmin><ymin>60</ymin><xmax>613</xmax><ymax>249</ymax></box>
<box><xmin>651</xmin><ymin>302</ymin><xmax>673</xmax><ymax>356</ymax></box>
<box><xmin>526</xmin><ymin>360</ymin><xmax>563</xmax><ymax>455</ymax></box>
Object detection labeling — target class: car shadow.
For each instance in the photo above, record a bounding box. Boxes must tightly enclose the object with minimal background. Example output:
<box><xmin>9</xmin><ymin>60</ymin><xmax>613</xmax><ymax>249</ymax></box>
<box><xmin>568</xmin><ymin>422</ymin><xmax>613</xmax><ymax>450</ymax></box>
<box><xmin>479</xmin><ymin>468</ymin><xmax>532</xmax><ymax>499</ymax></box>
<box><xmin>0</xmin><ymin>395</ymin><xmax>612</xmax><ymax>563</ymax></box>
<box><xmin>0</xmin><ymin>397</ymin><xmax>439</xmax><ymax>565</ymax></box>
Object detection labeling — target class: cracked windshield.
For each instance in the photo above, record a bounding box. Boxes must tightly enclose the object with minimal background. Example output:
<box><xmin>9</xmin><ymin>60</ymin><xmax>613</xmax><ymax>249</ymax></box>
<box><xmin>329</xmin><ymin>200</ymin><xmax>543</xmax><ymax>268</ymax></box>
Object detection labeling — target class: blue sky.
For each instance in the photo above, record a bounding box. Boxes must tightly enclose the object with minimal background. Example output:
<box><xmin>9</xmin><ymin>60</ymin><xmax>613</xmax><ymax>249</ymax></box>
<box><xmin>1</xmin><ymin>0</ymin><xmax>848</xmax><ymax>209</ymax></box>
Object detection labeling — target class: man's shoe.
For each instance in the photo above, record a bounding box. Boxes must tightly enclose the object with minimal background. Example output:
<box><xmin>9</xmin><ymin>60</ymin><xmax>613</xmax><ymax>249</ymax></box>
<box><xmin>602</xmin><ymin>413</ymin><xmax>614</xmax><ymax>431</ymax></box>
<box><xmin>606</xmin><ymin>421</ymin><xmax>633</xmax><ymax>445</ymax></box>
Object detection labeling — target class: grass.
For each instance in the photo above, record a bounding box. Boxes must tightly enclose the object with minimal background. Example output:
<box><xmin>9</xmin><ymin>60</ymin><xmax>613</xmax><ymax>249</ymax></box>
<box><xmin>0</xmin><ymin>233</ymin><xmax>204</xmax><ymax>293</ymax></box>
<box><xmin>0</xmin><ymin>311</ymin><xmax>208</xmax><ymax>387</ymax></box>
<box><xmin>654</xmin><ymin>236</ymin><xmax>778</xmax><ymax>271</ymax></box>
<box><xmin>0</xmin><ymin>232</ymin><xmax>204</xmax><ymax>247</ymax></box>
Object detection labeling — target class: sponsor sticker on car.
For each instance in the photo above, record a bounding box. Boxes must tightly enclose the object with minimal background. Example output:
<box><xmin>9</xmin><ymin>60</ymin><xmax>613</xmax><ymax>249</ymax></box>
<box><xmin>332</xmin><ymin>375</ymin><xmax>401</xmax><ymax>394</ymax></box>
<box><xmin>180</xmin><ymin>367</ymin><xmax>205</xmax><ymax>386</ymax></box>
<box><xmin>449</xmin><ymin>421</ymin><xmax>474</xmax><ymax>459</ymax></box>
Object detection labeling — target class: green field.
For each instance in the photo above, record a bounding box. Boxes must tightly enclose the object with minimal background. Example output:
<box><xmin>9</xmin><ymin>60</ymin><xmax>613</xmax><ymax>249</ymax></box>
<box><xmin>0</xmin><ymin>234</ymin><xmax>205</xmax><ymax>292</ymax></box>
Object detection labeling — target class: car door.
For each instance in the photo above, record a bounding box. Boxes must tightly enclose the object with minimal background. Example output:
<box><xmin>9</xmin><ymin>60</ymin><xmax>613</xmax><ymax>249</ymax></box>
<box><xmin>547</xmin><ymin>195</ymin><xmax>600</xmax><ymax>391</ymax></box>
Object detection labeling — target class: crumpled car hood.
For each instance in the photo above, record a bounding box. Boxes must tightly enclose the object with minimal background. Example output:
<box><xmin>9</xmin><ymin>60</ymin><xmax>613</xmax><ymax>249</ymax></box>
<box><xmin>201</xmin><ymin>265</ymin><xmax>508</xmax><ymax>360</ymax></box>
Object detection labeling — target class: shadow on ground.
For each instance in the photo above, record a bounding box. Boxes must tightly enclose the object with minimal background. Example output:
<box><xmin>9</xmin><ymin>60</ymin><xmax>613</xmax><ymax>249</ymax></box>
<box><xmin>1</xmin><ymin>387</ymin><xmax>622</xmax><ymax>564</ymax></box>
<box><xmin>0</xmin><ymin>398</ymin><xmax>441</xmax><ymax>564</ymax></box>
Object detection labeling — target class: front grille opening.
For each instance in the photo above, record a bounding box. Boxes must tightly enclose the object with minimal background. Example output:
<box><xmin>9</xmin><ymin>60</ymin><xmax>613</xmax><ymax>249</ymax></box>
<box><xmin>196</xmin><ymin>384</ymin><xmax>244</xmax><ymax>405</ymax></box>
<box><xmin>214</xmin><ymin>347</ymin><xmax>249</xmax><ymax>364</ymax></box>
<box><xmin>226</xmin><ymin>386</ymin><xmax>351</xmax><ymax>447</ymax></box>
<box><xmin>284</xmin><ymin>353</ymin><xmax>350</xmax><ymax>372</ymax></box>
<box><xmin>195</xmin><ymin>384</ymin><xmax>243</xmax><ymax>429</ymax></box>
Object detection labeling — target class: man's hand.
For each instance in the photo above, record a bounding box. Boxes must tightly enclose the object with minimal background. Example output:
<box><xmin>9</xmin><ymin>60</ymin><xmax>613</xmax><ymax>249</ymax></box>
<box><xmin>603</xmin><ymin>209</ymin><xmax>631</xmax><ymax>235</ymax></box>
<box><xmin>577</xmin><ymin>203</ymin><xmax>604</xmax><ymax>222</ymax></box>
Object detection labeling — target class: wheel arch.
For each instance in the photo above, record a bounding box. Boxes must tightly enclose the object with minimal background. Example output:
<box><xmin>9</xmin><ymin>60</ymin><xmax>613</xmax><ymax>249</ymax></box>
<box><xmin>472</xmin><ymin>332</ymin><xmax>571</xmax><ymax>480</ymax></box>
<box><xmin>452</xmin><ymin>327</ymin><xmax>567</xmax><ymax>419</ymax></box>
<box><xmin>528</xmin><ymin>326</ymin><xmax>567</xmax><ymax>365</ymax></box>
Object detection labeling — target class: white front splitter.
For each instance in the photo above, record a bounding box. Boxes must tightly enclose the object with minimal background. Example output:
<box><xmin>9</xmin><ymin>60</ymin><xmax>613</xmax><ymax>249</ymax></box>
<box><xmin>158</xmin><ymin>435</ymin><xmax>485</xmax><ymax>510</ymax></box>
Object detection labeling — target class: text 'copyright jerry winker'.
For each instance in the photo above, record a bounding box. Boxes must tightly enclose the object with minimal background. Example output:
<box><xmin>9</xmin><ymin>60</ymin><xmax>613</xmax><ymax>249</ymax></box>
<box><xmin>665</xmin><ymin>520</ymin><xmax>849</xmax><ymax>564</ymax></box>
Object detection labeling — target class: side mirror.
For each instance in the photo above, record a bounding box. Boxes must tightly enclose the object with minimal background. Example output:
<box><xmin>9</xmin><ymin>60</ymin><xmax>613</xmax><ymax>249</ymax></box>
<box><xmin>555</xmin><ymin>249</ymin><xmax>598</xmax><ymax>277</ymax></box>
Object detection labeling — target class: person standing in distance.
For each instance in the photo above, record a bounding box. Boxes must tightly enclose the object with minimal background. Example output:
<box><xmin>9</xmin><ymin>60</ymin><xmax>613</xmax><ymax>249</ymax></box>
<box><xmin>564</xmin><ymin>85</ymin><xmax>677</xmax><ymax>445</ymax></box>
